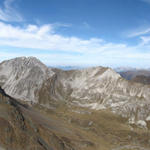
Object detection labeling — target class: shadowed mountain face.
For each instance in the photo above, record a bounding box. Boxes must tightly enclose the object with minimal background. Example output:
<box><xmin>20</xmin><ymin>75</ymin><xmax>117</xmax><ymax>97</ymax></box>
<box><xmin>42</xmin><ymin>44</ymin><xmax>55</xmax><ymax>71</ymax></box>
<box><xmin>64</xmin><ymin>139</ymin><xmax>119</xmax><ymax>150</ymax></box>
<box><xmin>1</xmin><ymin>57</ymin><xmax>150</xmax><ymax>150</ymax></box>
<box><xmin>118</xmin><ymin>70</ymin><xmax>150</xmax><ymax>85</ymax></box>
<box><xmin>131</xmin><ymin>75</ymin><xmax>150</xmax><ymax>85</ymax></box>
<box><xmin>119</xmin><ymin>70</ymin><xmax>150</xmax><ymax>80</ymax></box>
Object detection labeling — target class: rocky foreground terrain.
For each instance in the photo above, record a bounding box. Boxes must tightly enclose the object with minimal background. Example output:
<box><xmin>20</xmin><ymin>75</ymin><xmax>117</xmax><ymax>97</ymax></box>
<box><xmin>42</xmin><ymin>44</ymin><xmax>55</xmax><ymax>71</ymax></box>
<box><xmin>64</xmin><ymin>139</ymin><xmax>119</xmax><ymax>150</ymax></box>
<box><xmin>0</xmin><ymin>57</ymin><xmax>150</xmax><ymax>150</ymax></box>
<box><xmin>0</xmin><ymin>86</ymin><xmax>97</xmax><ymax>150</ymax></box>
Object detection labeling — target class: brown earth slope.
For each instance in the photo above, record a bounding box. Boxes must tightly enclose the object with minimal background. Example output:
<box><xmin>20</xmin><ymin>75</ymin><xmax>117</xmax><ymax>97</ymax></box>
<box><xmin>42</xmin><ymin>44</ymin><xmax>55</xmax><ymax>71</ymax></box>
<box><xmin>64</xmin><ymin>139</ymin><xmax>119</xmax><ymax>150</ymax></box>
<box><xmin>0</xmin><ymin>87</ymin><xmax>150</xmax><ymax>150</ymax></box>
<box><xmin>0</xmin><ymin>87</ymin><xmax>97</xmax><ymax>150</ymax></box>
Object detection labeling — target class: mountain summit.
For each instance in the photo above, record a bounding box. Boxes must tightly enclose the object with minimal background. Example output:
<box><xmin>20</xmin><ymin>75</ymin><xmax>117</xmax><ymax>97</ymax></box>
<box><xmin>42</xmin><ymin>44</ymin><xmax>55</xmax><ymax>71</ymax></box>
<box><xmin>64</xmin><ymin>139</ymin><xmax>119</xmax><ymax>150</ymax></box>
<box><xmin>0</xmin><ymin>57</ymin><xmax>55</xmax><ymax>103</ymax></box>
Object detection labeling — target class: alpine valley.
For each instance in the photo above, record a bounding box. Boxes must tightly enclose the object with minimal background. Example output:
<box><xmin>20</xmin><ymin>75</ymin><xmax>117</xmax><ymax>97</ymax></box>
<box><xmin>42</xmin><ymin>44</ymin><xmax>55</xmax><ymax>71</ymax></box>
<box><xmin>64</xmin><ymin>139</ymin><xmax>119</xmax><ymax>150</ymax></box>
<box><xmin>0</xmin><ymin>57</ymin><xmax>150</xmax><ymax>150</ymax></box>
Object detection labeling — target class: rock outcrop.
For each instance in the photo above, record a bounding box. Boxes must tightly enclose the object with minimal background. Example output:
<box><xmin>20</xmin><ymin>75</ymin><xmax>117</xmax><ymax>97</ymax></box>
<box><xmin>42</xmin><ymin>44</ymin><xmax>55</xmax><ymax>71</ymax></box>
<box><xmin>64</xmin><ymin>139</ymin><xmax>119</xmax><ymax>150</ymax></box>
<box><xmin>0</xmin><ymin>57</ymin><xmax>55</xmax><ymax>103</ymax></box>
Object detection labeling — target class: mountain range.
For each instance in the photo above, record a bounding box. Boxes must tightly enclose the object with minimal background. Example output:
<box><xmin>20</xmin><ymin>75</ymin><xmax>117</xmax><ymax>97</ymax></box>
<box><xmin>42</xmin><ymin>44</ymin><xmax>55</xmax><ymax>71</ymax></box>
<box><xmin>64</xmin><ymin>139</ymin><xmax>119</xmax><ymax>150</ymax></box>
<box><xmin>0</xmin><ymin>57</ymin><xmax>150</xmax><ymax>150</ymax></box>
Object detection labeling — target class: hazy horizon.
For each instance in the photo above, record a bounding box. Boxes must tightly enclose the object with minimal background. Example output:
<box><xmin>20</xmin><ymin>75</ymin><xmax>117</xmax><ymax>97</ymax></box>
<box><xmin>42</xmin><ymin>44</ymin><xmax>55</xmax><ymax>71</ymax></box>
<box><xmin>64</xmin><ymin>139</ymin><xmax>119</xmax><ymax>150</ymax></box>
<box><xmin>1</xmin><ymin>56</ymin><xmax>150</xmax><ymax>70</ymax></box>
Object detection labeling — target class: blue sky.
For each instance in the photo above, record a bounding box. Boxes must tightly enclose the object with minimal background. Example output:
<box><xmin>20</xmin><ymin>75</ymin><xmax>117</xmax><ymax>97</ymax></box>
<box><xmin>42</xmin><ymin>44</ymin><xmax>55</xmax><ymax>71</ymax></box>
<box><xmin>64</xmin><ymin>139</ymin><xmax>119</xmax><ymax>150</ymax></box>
<box><xmin>0</xmin><ymin>0</ymin><xmax>150</xmax><ymax>67</ymax></box>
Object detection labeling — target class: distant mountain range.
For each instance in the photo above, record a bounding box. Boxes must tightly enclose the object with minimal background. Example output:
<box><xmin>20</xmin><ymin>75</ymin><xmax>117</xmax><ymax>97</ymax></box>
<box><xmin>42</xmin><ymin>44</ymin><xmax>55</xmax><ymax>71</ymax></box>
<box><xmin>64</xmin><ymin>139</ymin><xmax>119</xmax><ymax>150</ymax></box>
<box><xmin>131</xmin><ymin>75</ymin><xmax>150</xmax><ymax>85</ymax></box>
<box><xmin>50</xmin><ymin>66</ymin><xmax>150</xmax><ymax>72</ymax></box>
<box><xmin>49</xmin><ymin>66</ymin><xmax>84</xmax><ymax>70</ymax></box>
<box><xmin>116</xmin><ymin>68</ymin><xmax>150</xmax><ymax>86</ymax></box>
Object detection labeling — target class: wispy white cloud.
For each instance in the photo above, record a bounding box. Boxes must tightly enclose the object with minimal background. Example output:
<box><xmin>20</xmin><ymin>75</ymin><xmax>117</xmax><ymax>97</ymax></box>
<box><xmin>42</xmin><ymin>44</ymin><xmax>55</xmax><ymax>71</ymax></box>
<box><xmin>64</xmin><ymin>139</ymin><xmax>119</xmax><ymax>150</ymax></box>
<box><xmin>127</xmin><ymin>27</ymin><xmax>150</xmax><ymax>37</ymax></box>
<box><xmin>140</xmin><ymin>36</ymin><xmax>150</xmax><ymax>44</ymax></box>
<box><xmin>83</xmin><ymin>22</ymin><xmax>91</xmax><ymax>29</ymax></box>
<box><xmin>52</xmin><ymin>22</ymin><xmax>72</xmax><ymax>28</ymax></box>
<box><xmin>0</xmin><ymin>0</ymin><xmax>23</xmax><ymax>22</ymax></box>
<box><xmin>126</xmin><ymin>25</ymin><xmax>150</xmax><ymax>45</ymax></box>
<box><xmin>0</xmin><ymin>21</ymin><xmax>150</xmax><ymax>67</ymax></box>
<box><xmin>0</xmin><ymin>21</ymin><xmax>125</xmax><ymax>54</ymax></box>
<box><xmin>1</xmin><ymin>47</ymin><xmax>150</xmax><ymax>68</ymax></box>
<box><xmin>0</xmin><ymin>51</ymin><xmax>82</xmax><ymax>66</ymax></box>
<box><xmin>140</xmin><ymin>0</ymin><xmax>150</xmax><ymax>4</ymax></box>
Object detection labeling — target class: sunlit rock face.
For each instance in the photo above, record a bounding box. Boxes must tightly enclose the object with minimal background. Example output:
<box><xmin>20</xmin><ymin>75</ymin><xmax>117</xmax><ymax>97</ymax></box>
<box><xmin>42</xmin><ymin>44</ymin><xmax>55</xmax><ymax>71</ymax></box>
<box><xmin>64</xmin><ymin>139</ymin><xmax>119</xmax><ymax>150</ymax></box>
<box><xmin>53</xmin><ymin>66</ymin><xmax>150</xmax><ymax>127</ymax></box>
<box><xmin>1</xmin><ymin>57</ymin><xmax>150</xmax><ymax>127</ymax></box>
<box><xmin>0</xmin><ymin>57</ymin><xmax>55</xmax><ymax>103</ymax></box>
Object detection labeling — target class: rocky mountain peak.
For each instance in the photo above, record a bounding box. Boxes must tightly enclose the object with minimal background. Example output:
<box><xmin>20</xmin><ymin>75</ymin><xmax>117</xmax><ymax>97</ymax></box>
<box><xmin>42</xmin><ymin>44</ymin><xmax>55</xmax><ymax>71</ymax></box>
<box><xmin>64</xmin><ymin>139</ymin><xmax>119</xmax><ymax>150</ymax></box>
<box><xmin>99</xmin><ymin>67</ymin><xmax>121</xmax><ymax>79</ymax></box>
<box><xmin>0</xmin><ymin>57</ymin><xmax>55</xmax><ymax>103</ymax></box>
<box><xmin>1</xmin><ymin>56</ymin><xmax>48</xmax><ymax>71</ymax></box>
